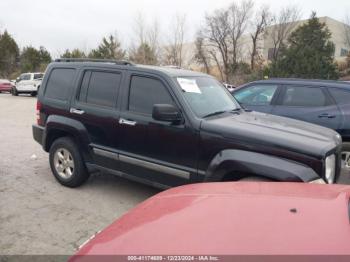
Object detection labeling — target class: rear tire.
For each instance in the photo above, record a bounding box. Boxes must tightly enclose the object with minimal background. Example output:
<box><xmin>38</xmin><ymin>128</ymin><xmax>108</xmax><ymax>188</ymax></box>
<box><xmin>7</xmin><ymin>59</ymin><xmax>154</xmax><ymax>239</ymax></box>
<box><xmin>12</xmin><ymin>88</ymin><xmax>18</xmax><ymax>96</ymax></box>
<box><xmin>49</xmin><ymin>137</ymin><xmax>89</xmax><ymax>188</ymax></box>
<box><xmin>30</xmin><ymin>92</ymin><xmax>37</xmax><ymax>97</ymax></box>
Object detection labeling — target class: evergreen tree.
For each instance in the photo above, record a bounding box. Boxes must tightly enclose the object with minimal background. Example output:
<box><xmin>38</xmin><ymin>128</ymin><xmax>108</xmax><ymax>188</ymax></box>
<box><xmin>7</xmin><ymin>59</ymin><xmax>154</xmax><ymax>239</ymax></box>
<box><xmin>61</xmin><ymin>48</ymin><xmax>86</xmax><ymax>58</ymax></box>
<box><xmin>89</xmin><ymin>35</ymin><xmax>125</xmax><ymax>60</ymax></box>
<box><xmin>61</xmin><ymin>49</ymin><xmax>72</xmax><ymax>58</ymax></box>
<box><xmin>270</xmin><ymin>12</ymin><xmax>338</xmax><ymax>79</ymax></box>
<box><xmin>0</xmin><ymin>30</ymin><xmax>19</xmax><ymax>78</ymax></box>
<box><xmin>20</xmin><ymin>46</ymin><xmax>52</xmax><ymax>72</ymax></box>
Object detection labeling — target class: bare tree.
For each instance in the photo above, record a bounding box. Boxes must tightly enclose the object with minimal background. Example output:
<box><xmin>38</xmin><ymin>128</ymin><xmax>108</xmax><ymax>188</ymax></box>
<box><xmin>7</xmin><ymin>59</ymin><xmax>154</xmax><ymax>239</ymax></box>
<box><xmin>194</xmin><ymin>34</ymin><xmax>211</xmax><ymax>74</ymax></box>
<box><xmin>268</xmin><ymin>5</ymin><xmax>301</xmax><ymax>61</ymax></box>
<box><xmin>202</xmin><ymin>8</ymin><xmax>230</xmax><ymax>81</ymax></box>
<box><xmin>250</xmin><ymin>5</ymin><xmax>270</xmax><ymax>70</ymax></box>
<box><xmin>147</xmin><ymin>19</ymin><xmax>161</xmax><ymax>62</ymax></box>
<box><xmin>164</xmin><ymin>14</ymin><xmax>187</xmax><ymax>67</ymax></box>
<box><xmin>133</xmin><ymin>13</ymin><xmax>146</xmax><ymax>45</ymax></box>
<box><xmin>129</xmin><ymin>14</ymin><xmax>160</xmax><ymax>65</ymax></box>
<box><xmin>228</xmin><ymin>0</ymin><xmax>254</xmax><ymax>68</ymax></box>
<box><xmin>199</xmin><ymin>1</ymin><xmax>253</xmax><ymax>82</ymax></box>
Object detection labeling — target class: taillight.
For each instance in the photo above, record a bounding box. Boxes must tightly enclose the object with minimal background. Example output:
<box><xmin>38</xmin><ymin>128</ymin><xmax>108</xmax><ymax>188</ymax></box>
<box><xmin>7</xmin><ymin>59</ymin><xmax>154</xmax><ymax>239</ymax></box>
<box><xmin>36</xmin><ymin>101</ymin><xmax>43</xmax><ymax>126</ymax></box>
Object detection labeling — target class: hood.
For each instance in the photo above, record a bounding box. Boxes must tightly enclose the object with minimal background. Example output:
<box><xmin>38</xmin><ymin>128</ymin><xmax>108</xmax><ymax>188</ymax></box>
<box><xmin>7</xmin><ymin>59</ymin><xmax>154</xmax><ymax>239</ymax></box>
<box><xmin>201</xmin><ymin>111</ymin><xmax>341</xmax><ymax>158</ymax></box>
<box><xmin>71</xmin><ymin>183</ymin><xmax>350</xmax><ymax>256</ymax></box>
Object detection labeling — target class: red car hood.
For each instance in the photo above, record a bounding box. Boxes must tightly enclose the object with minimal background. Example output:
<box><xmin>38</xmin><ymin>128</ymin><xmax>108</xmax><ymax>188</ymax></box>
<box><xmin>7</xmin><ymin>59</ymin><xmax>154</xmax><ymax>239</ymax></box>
<box><xmin>73</xmin><ymin>183</ymin><xmax>350</xmax><ymax>256</ymax></box>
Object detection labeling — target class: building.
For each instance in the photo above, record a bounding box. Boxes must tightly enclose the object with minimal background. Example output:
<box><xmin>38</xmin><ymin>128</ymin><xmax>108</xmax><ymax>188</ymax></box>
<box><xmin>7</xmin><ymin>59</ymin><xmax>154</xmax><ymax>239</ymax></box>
<box><xmin>263</xmin><ymin>16</ymin><xmax>350</xmax><ymax>63</ymax></box>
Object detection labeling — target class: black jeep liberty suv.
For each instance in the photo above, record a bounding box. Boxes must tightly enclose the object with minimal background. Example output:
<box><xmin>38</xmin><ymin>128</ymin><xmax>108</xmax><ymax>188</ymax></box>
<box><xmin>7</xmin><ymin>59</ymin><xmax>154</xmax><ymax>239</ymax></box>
<box><xmin>32</xmin><ymin>59</ymin><xmax>342</xmax><ymax>188</ymax></box>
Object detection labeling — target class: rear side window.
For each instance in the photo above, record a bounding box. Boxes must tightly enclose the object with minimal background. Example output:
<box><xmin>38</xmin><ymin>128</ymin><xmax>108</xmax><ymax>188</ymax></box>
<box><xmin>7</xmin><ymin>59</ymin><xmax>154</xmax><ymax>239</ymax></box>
<box><xmin>282</xmin><ymin>86</ymin><xmax>326</xmax><ymax>107</ymax></box>
<box><xmin>45</xmin><ymin>68</ymin><xmax>76</xmax><ymax>101</ymax></box>
<box><xmin>78</xmin><ymin>71</ymin><xmax>121</xmax><ymax>108</ymax></box>
<box><xmin>128</xmin><ymin>75</ymin><xmax>174</xmax><ymax>115</ymax></box>
<box><xmin>328</xmin><ymin>88</ymin><xmax>350</xmax><ymax>105</ymax></box>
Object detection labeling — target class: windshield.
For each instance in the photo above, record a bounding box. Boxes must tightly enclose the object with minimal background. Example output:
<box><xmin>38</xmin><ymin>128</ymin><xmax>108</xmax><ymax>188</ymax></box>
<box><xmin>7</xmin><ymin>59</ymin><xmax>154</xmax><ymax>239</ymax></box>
<box><xmin>176</xmin><ymin>76</ymin><xmax>240</xmax><ymax>118</ymax></box>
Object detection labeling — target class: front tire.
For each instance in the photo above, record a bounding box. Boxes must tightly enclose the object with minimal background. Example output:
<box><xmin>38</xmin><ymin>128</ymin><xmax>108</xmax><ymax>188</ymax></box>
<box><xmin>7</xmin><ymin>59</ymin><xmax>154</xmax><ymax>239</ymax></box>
<box><xmin>239</xmin><ymin>176</ymin><xmax>274</xmax><ymax>182</ymax></box>
<box><xmin>341</xmin><ymin>142</ymin><xmax>350</xmax><ymax>172</ymax></box>
<box><xmin>30</xmin><ymin>91</ymin><xmax>37</xmax><ymax>97</ymax></box>
<box><xmin>49</xmin><ymin>137</ymin><xmax>89</xmax><ymax>188</ymax></box>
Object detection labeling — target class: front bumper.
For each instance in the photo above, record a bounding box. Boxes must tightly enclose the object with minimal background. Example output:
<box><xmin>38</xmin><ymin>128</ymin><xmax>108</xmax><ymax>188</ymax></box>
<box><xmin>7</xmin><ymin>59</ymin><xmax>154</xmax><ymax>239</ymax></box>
<box><xmin>32</xmin><ymin>125</ymin><xmax>44</xmax><ymax>146</ymax></box>
<box><xmin>309</xmin><ymin>178</ymin><xmax>326</xmax><ymax>184</ymax></box>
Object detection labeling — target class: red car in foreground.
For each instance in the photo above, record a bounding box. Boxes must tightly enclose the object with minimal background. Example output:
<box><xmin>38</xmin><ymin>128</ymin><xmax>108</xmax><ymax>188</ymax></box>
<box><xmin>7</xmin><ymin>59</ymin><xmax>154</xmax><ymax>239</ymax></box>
<box><xmin>0</xmin><ymin>79</ymin><xmax>13</xmax><ymax>93</ymax></box>
<box><xmin>71</xmin><ymin>182</ymin><xmax>350</xmax><ymax>260</ymax></box>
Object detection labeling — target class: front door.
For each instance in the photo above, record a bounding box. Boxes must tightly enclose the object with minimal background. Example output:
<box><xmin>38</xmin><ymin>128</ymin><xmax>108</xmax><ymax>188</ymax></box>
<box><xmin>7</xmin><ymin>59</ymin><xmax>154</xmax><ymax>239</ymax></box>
<box><xmin>117</xmin><ymin>73</ymin><xmax>198</xmax><ymax>187</ymax></box>
<box><xmin>233</xmin><ymin>84</ymin><xmax>279</xmax><ymax>113</ymax></box>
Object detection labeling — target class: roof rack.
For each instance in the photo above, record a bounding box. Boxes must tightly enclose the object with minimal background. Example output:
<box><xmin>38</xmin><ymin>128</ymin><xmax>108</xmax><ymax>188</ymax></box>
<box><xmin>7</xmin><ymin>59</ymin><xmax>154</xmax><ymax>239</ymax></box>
<box><xmin>163</xmin><ymin>65</ymin><xmax>182</xmax><ymax>69</ymax></box>
<box><xmin>54</xmin><ymin>58</ymin><xmax>135</xmax><ymax>66</ymax></box>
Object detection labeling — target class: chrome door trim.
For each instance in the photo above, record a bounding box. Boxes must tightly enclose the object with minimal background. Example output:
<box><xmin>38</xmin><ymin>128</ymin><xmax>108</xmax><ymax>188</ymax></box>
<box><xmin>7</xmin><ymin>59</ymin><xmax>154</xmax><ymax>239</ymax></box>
<box><xmin>119</xmin><ymin>155</ymin><xmax>190</xmax><ymax>179</ymax></box>
<box><xmin>91</xmin><ymin>145</ymin><xmax>191</xmax><ymax>179</ymax></box>
<box><xmin>70</xmin><ymin>108</ymin><xmax>85</xmax><ymax>115</ymax></box>
<box><xmin>119</xmin><ymin>118</ymin><xmax>137</xmax><ymax>126</ymax></box>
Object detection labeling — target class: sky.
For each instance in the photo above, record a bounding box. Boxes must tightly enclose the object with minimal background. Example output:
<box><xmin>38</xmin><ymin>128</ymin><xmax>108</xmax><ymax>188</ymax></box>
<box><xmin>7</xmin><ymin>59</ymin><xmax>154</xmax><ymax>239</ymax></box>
<box><xmin>0</xmin><ymin>0</ymin><xmax>349</xmax><ymax>58</ymax></box>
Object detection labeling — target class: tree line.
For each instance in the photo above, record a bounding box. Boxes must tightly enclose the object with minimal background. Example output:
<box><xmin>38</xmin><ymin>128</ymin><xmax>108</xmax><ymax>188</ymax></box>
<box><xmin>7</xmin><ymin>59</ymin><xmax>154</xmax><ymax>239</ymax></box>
<box><xmin>0</xmin><ymin>31</ymin><xmax>51</xmax><ymax>78</ymax></box>
<box><xmin>0</xmin><ymin>1</ymin><xmax>349</xmax><ymax>83</ymax></box>
<box><xmin>194</xmin><ymin>1</ymin><xmax>348</xmax><ymax>82</ymax></box>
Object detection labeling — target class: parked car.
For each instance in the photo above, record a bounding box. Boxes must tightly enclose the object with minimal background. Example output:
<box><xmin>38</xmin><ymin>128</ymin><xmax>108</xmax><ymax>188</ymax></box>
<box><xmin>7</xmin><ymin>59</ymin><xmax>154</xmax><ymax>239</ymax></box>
<box><xmin>223</xmin><ymin>82</ymin><xmax>236</xmax><ymax>92</ymax></box>
<box><xmin>232</xmin><ymin>79</ymin><xmax>350</xmax><ymax>171</ymax></box>
<box><xmin>70</xmin><ymin>182</ymin><xmax>350</xmax><ymax>258</ymax></box>
<box><xmin>32</xmin><ymin>59</ymin><xmax>341</xmax><ymax>189</ymax></box>
<box><xmin>0</xmin><ymin>79</ymin><xmax>13</xmax><ymax>93</ymax></box>
<box><xmin>12</xmin><ymin>72</ymin><xmax>44</xmax><ymax>96</ymax></box>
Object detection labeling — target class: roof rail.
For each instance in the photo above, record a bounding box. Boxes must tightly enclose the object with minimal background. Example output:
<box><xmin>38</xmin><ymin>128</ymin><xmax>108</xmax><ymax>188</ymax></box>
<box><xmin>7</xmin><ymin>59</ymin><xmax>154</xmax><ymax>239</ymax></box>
<box><xmin>54</xmin><ymin>58</ymin><xmax>135</xmax><ymax>66</ymax></box>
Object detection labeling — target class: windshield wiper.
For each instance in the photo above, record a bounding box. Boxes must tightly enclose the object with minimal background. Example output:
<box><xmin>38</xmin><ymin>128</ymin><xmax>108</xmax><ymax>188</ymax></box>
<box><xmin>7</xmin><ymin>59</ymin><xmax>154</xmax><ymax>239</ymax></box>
<box><xmin>203</xmin><ymin>110</ymin><xmax>228</xmax><ymax>118</ymax></box>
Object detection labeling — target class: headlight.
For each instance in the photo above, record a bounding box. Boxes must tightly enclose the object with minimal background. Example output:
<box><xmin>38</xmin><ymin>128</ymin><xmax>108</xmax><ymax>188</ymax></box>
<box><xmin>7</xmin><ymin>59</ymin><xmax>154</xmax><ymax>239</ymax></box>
<box><xmin>325</xmin><ymin>154</ymin><xmax>336</xmax><ymax>184</ymax></box>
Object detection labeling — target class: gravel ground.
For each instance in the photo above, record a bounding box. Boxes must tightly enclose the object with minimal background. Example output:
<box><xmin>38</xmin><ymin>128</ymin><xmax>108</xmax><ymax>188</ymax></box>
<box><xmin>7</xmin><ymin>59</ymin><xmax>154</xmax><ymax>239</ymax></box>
<box><xmin>0</xmin><ymin>93</ymin><xmax>159</xmax><ymax>255</ymax></box>
<box><xmin>0</xmin><ymin>93</ymin><xmax>349</xmax><ymax>256</ymax></box>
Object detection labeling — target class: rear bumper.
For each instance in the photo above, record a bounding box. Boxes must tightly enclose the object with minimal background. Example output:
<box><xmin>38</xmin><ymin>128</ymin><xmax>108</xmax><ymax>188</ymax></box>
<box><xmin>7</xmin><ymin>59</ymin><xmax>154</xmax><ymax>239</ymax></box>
<box><xmin>17</xmin><ymin>85</ymin><xmax>38</xmax><ymax>92</ymax></box>
<box><xmin>32</xmin><ymin>125</ymin><xmax>44</xmax><ymax>146</ymax></box>
<box><xmin>0</xmin><ymin>87</ymin><xmax>12</xmax><ymax>92</ymax></box>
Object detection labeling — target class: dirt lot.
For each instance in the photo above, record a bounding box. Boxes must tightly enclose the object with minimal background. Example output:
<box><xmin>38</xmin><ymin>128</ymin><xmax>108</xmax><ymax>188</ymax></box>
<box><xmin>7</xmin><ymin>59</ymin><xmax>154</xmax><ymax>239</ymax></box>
<box><xmin>0</xmin><ymin>93</ymin><xmax>349</xmax><ymax>255</ymax></box>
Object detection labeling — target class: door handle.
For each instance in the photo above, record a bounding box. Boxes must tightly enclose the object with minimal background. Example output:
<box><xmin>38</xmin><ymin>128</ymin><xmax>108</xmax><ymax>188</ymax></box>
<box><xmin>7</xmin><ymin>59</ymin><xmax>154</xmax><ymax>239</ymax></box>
<box><xmin>70</xmin><ymin>108</ymin><xmax>85</xmax><ymax>115</ymax></box>
<box><xmin>119</xmin><ymin>118</ymin><xmax>137</xmax><ymax>126</ymax></box>
<box><xmin>318</xmin><ymin>113</ymin><xmax>335</xmax><ymax>119</ymax></box>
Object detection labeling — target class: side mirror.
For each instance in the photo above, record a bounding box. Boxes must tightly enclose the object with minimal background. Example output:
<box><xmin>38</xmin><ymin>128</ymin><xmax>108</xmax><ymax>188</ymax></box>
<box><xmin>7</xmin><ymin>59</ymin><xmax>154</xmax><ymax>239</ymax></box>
<box><xmin>152</xmin><ymin>104</ymin><xmax>182</xmax><ymax>123</ymax></box>
<box><xmin>16</xmin><ymin>77</ymin><xmax>20</xmax><ymax>83</ymax></box>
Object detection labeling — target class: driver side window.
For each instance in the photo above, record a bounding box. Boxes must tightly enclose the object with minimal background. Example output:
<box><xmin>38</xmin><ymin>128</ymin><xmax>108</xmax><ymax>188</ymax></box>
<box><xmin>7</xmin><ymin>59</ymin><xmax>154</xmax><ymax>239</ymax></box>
<box><xmin>234</xmin><ymin>85</ymin><xmax>278</xmax><ymax>106</ymax></box>
<box><xmin>128</xmin><ymin>75</ymin><xmax>175</xmax><ymax>115</ymax></box>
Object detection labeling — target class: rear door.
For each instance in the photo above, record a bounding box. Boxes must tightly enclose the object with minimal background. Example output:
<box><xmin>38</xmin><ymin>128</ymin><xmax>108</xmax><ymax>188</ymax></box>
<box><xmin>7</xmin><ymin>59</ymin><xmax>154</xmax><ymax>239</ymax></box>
<box><xmin>233</xmin><ymin>84</ymin><xmax>280</xmax><ymax>113</ymax></box>
<box><xmin>272</xmin><ymin>85</ymin><xmax>342</xmax><ymax>130</ymax></box>
<box><xmin>17</xmin><ymin>73</ymin><xmax>31</xmax><ymax>90</ymax></box>
<box><xmin>70</xmin><ymin>68</ymin><xmax>123</xmax><ymax>170</ymax></box>
<box><xmin>327</xmin><ymin>87</ymin><xmax>350</xmax><ymax>137</ymax></box>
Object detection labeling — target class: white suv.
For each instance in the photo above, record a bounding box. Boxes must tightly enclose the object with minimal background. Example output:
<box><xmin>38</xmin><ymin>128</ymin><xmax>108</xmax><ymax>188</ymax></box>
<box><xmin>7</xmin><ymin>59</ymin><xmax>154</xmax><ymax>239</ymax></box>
<box><xmin>12</xmin><ymin>72</ymin><xmax>44</xmax><ymax>96</ymax></box>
